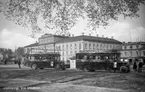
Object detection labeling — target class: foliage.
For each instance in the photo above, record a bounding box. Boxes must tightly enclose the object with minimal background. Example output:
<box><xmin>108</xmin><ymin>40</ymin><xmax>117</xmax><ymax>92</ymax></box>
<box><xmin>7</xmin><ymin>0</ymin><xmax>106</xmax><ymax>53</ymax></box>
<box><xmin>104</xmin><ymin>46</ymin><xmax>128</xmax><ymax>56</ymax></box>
<box><xmin>16</xmin><ymin>47</ymin><xmax>25</xmax><ymax>56</ymax></box>
<box><xmin>0</xmin><ymin>48</ymin><xmax>13</xmax><ymax>58</ymax></box>
<box><xmin>0</xmin><ymin>0</ymin><xmax>145</xmax><ymax>35</ymax></box>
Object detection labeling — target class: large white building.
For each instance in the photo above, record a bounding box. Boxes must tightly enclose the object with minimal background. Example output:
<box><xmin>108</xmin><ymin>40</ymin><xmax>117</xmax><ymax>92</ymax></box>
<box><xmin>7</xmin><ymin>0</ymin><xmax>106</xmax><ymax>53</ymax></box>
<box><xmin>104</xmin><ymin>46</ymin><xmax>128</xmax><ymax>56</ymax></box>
<box><xmin>24</xmin><ymin>34</ymin><xmax>122</xmax><ymax>64</ymax></box>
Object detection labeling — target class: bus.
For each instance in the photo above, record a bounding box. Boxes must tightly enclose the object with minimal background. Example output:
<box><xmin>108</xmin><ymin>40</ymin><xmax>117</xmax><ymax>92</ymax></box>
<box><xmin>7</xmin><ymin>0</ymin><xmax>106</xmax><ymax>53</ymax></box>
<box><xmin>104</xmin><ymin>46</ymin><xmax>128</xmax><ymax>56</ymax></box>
<box><xmin>25</xmin><ymin>53</ymin><xmax>66</xmax><ymax>70</ymax></box>
<box><xmin>75</xmin><ymin>52</ymin><xmax>130</xmax><ymax>72</ymax></box>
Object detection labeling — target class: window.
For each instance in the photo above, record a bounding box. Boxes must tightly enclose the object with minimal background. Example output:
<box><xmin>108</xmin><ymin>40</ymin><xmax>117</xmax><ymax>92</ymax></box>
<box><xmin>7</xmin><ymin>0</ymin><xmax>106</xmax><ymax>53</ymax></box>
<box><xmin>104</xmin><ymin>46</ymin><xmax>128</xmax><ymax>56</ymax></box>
<box><xmin>66</xmin><ymin>45</ymin><xmax>68</xmax><ymax>50</ymax></box>
<box><xmin>70</xmin><ymin>51</ymin><xmax>72</xmax><ymax>55</ymax></box>
<box><xmin>106</xmin><ymin>45</ymin><xmax>108</xmax><ymax>49</ymax></box>
<box><xmin>70</xmin><ymin>44</ymin><xmax>72</xmax><ymax>50</ymax></box>
<box><xmin>75</xmin><ymin>51</ymin><xmax>77</xmax><ymax>54</ymax></box>
<box><xmin>136</xmin><ymin>45</ymin><xmax>138</xmax><ymax>49</ymax></box>
<box><xmin>75</xmin><ymin>44</ymin><xmax>77</xmax><ymax>49</ymax></box>
<box><xmin>62</xmin><ymin>51</ymin><xmax>64</xmax><ymax>56</ymax></box>
<box><xmin>125</xmin><ymin>52</ymin><xmax>127</xmax><ymax>56</ymax></box>
<box><xmin>130</xmin><ymin>46</ymin><xmax>133</xmax><ymax>49</ymax></box>
<box><xmin>113</xmin><ymin>45</ymin><xmax>115</xmax><ymax>48</ymax></box>
<box><xmin>79</xmin><ymin>43</ymin><xmax>81</xmax><ymax>50</ymax></box>
<box><xmin>143</xmin><ymin>51</ymin><xmax>145</xmax><ymax>56</ymax></box>
<box><xmin>62</xmin><ymin>45</ymin><xmax>64</xmax><ymax>50</ymax></box>
<box><xmin>93</xmin><ymin>44</ymin><xmax>95</xmax><ymax>49</ymax></box>
<box><xmin>85</xmin><ymin>43</ymin><xmax>87</xmax><ymax>49</ymax></box>
<box><xmin>110</xmin><ymin>45</ymin><xmax>112</xmax><ymax>49</ymax></box>
<box><xmin>136</xmin><ymin>51</ymin><xmax>139</xmax><ymax>56</ymax></box>
<box><xmin>59</xmin><ymin>46</ymin><xmax>61</xmax><ymax>51</ymax></box>
<box><xmin>89</xmin><ymin>44</ymin><xmax>91</xmax><ymax>49</ymax></box>
<box><xmin>130</xmin><ymin>51</ymin><xmax>132</xmax><ymax>56</ymax></box>
<box><xmin>103</xmin><ymin>44</ymin><xmax>105</xmax><ymax>48</ymax></box>
<box><xmin>124</xmin><ymin>46</ymin><xmax>126</xmax><ymax>49</ymax></box>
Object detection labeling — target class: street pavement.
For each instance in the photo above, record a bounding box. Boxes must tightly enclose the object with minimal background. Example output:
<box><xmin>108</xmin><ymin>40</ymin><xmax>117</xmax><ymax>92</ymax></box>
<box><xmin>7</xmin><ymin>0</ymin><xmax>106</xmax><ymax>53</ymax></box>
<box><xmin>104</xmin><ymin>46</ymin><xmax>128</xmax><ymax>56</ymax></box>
<box><xmin>0</xmin><ymin>64</ymin><xmax>139</xmax><ymax>92</ymax></box>
<box><xmin>0</xmin><ymin>64</ymin><xmax>30</xmax><ymax>69</ymax></box>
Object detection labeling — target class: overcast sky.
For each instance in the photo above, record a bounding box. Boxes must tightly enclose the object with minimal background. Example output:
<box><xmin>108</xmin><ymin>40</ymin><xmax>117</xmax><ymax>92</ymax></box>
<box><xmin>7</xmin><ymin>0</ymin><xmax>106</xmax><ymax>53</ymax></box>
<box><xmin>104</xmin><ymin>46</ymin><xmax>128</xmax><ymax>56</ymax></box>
<box><xmin>0</xmin><ymin>4</ymin><xmax>145</xmax><ymax>51</ymax></box>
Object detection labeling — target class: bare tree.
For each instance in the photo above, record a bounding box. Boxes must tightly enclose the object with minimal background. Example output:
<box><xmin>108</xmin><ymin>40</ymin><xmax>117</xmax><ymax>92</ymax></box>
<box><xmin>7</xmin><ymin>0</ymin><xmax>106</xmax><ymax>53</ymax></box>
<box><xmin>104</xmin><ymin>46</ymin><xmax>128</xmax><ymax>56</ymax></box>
<box><xmin>0</xmin><ymin>0</ymin><xmax>144</xmax><ymax>35</ymax></box>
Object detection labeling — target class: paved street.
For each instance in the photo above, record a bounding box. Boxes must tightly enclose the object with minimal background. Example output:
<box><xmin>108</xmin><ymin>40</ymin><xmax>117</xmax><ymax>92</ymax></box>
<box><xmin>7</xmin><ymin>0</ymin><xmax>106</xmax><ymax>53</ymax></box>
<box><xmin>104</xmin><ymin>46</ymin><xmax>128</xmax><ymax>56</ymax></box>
<box><xmin>0</xmin><ymin>64</ymin><xmax>145</xmax><ymax>92</ymax></box>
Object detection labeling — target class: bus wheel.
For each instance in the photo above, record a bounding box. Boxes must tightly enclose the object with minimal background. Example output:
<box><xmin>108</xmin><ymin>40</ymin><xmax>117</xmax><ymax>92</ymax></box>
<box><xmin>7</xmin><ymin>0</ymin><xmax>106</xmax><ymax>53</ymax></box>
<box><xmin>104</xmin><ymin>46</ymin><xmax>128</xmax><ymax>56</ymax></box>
<box><xmin>32</xmin><ymin>64</ymin><xmax>37</xmax><ymax>69</ymax></box>
<box><xmin>120</xmin><ymin>66</ymin><xmax>128</xmax><ymax>73</ymax></box>
<box><xmin>61</xmin><ymin>65</ymin><xmax>66</xmax><ymax>70</ymax></box>
<box><xmin>40</xmin><ymin>68</ymin><xmax>44</xmax><ymax>69</ymax></box>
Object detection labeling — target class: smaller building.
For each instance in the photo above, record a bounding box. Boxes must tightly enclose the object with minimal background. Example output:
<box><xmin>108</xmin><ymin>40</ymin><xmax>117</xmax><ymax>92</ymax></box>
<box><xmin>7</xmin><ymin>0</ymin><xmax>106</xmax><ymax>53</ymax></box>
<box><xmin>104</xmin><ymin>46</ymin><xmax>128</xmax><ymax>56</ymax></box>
<box><xmin>120</xmin><ymin>42</ymin><xmax>145</xmax><ymax>63</ymax></box>
<box><xmin>24</xmin><ymin>34</ymin><xmax>69</xmax><ymax>54</ymax></box>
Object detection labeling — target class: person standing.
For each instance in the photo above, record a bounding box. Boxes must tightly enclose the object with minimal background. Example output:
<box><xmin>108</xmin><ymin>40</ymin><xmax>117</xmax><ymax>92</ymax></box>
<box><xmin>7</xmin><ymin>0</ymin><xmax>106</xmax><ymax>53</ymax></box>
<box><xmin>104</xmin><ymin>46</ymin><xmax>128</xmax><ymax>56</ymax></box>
<box><xmin>17</xmin><ymin>57</ymin><xmax>21</xmax><ymax>68</ymax></box>
<box><xmin>4</xmin><ymin>54</ymin><xmax>9</xmax><ymax>65</ymax></box>
<box><xmin>138</xmin><ymin>60</ymin><xmax>143</xmax><ymax>72</ymax></box>
<box><xmin>113</xmin><ymin>60</ymin><xmax>117</xmax><ymax>73</ymax></box>
<box><xmin>133</xmin><ymin>61</ymin><xmax>137</xmax><ymax>72</ymax></box>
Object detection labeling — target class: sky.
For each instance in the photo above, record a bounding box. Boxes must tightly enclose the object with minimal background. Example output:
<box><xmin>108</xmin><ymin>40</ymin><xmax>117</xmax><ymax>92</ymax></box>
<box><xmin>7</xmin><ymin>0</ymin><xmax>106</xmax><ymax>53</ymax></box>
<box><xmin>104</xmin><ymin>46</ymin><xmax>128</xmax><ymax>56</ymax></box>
<box><xmin>0</xmin><ymin>3</ymin><xmax>145</xmax><ymax>51</ymax></box>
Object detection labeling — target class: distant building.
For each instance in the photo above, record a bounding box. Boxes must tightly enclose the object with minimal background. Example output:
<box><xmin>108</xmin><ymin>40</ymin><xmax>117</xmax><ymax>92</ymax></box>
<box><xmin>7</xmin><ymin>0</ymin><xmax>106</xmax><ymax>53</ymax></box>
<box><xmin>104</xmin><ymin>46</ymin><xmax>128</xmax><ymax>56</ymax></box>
<box><xmin>120</xmin><ymin>42</ymin><xmax>145</xmax><ymax>63</ymax></box>
<box><xmin>24</xmin><ymin>34</ymin><xmax>122</xmax><ymax>64</ymax></box>
<box><xmin>24</xmin><ymin>43</ymin><xmax>39</xmax><ymax>54</ymax></box>
<box><xmin>24</xmin><ymin>34</ymin><xmax>69</xmax><ymax>54</ymax></box>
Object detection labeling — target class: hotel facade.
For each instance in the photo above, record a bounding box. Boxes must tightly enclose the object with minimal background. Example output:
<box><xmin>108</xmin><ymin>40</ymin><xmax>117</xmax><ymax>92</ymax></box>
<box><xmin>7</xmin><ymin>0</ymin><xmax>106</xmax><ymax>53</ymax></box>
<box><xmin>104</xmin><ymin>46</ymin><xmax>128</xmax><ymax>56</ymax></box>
<box><xmin>24</xmin><ymin>34</ymin><xmax>122</xmax><ymax>64</ymax></box>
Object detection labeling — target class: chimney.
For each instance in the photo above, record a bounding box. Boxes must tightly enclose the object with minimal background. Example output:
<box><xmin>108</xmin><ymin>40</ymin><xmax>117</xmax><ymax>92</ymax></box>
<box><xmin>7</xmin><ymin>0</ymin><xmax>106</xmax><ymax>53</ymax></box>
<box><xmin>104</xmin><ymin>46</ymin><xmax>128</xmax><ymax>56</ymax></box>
<box><xmin>68</xmin><ymin>34</ymin><xmax>71</xmax><ymax>37</ymax></box>
<box><xmin>102</xmin><ymin>35</ymin><xmax>104</xmax><ymax>38</ymax></box>
<box><xmin>72</xmin><ymin>34</ymin><xmax>74</xmax><ymax>37</ymax></box>
<box><xmin>89</xmin><ymin>33</ymin><xmax>91</xmax><ymax>36</ymax></box>
<box><xmin>96</xmin><ymin>34</ymin><xmax>99</xmax><ymax>37</ymax></box>
<box><xmin>62</xmin><ymin>34</ymin><xmax>65</xmax><ymax>36</ymax></box>
<box><xmin>82</xmin><ymin>32</ymin><xmax>84</xmax><ymax>35</ymax></box>
<box><xmin>111</xmin><ymin>36</ymin><xmax>114</xmax><ymax>39</ymax></box>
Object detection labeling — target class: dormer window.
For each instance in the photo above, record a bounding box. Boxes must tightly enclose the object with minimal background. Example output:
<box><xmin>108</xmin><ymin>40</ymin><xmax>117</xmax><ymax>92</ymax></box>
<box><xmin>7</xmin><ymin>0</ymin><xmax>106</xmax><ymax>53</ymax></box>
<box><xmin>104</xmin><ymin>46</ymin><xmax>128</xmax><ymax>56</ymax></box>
<box><xmin>124</xmin><ymin>46</ymin><xmax>126</xmax><ymax>49</ymax></box>
<box><xmin>130</xmin><ymin>46</ymin><xmax>132</xmax><ymax>49</ymax></box>
<box><xmin>136</xmin><ymin>45</ymin><xmax>138</xmax><ymax>49</ymax></box>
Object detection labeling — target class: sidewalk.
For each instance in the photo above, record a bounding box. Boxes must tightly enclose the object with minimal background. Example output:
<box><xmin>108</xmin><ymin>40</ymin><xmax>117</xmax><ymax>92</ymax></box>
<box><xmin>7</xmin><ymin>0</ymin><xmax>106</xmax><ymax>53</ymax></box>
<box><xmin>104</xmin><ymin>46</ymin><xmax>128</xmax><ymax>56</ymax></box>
<box><xmin>0</xmin><ymin>78</ymin><xmax>129</xmax><ymax>92</ymax></box>
<box><xmin>0</xmin><ymin>64</ymin><xmax>30</xmax><ymax>69</ymax></box>
<box><xmin>41</xmin><ymin>83</ymin><xmax>129</xmax><ymax>92</ymax></box>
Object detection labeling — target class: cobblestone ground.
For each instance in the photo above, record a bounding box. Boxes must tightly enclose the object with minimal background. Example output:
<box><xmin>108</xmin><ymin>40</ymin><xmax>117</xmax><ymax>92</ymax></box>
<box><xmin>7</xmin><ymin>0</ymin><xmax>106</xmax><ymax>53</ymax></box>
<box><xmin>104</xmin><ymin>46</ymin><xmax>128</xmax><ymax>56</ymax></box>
<box><xmin>0</xmin><ymin>64</ymin><xmax>145</xmax><ymax>92</ymax></box>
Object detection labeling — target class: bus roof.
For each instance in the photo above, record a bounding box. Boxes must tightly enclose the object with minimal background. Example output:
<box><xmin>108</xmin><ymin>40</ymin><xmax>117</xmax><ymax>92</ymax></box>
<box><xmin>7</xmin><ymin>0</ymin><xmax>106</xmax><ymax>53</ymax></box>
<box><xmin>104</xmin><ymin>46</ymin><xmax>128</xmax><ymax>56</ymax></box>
<box><xmin>76</xmin><ymin>52</ymin><xmax>120</xmax><ymax>56</ymax></box>
<box><xmin>25</xmin><ymin>52</ymin><xmax>60</xmax><ymax>57</ymax></box>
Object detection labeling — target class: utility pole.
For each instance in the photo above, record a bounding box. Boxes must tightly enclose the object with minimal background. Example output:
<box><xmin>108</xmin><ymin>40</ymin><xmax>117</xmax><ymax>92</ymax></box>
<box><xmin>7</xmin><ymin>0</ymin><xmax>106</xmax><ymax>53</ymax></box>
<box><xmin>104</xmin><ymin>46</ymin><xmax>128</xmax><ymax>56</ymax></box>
<box><xmin>129</xmin><ymin>28</ymin><xmax>132</xmax><ymax>42</ymax></box>
<box><xmin>54</xmin><ymin>35</ymin><xmax>55</xmax><ymax>53</ymax></box>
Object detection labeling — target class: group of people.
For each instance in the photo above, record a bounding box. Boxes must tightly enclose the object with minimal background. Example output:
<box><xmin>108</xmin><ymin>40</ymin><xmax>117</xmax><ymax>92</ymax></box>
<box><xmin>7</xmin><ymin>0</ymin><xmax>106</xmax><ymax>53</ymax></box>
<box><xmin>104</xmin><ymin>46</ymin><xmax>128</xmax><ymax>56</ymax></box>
<box><xmin>133</xmin><ymin>59</ymin><xmax>143</xmax><ymax>72</ymax></box>
<box><xmin>113</xmin><ymin>59</ymin><xmax>144</xmax><ymax>73</ymax></box>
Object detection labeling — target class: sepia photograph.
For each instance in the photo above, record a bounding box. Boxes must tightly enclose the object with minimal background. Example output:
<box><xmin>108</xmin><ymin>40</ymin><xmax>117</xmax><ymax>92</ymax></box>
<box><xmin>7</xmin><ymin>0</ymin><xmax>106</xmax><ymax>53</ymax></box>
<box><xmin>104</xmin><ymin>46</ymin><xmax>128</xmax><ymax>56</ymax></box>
<box><xmin>0</xmin><ymin>0</ymin><xmax>145</xmax><ymax>92</ymax></box>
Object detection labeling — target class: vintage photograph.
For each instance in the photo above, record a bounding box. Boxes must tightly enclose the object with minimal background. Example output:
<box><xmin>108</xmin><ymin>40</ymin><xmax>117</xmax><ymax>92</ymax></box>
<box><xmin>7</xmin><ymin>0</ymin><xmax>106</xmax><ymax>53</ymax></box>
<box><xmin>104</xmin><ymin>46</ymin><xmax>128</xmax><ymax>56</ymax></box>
<box><xmin>0</xmin><ymin>0</ymin><xmax>145</xmax><ymax>92</ymax></box>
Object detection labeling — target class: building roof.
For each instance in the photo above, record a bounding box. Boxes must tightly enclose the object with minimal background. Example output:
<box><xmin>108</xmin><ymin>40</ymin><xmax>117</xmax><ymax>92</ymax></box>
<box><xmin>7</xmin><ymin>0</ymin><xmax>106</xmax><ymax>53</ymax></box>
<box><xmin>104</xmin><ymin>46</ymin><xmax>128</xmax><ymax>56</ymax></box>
<box><xmin>24</xmin><ymin>35</ymin><xmax>122</xmax><ymax>48</ymax></box>
<box><xmin>56</xmin><ymin>35</ymin><xmax>122</xmax><ymax>44</ymax></box>
<box><xmin>39</xmin><ymin>33</ymin><xmax>69</xmax><ymax>39</ymax></box>
<box><xmin>24</xmin><ymin>43</ymin><xmax>39</xmax><ymax>47</ymax></box>
<box><xmin>122</xmin><ymin>42</ymin><xmax>145</xmax><ymax>45</ymax></box>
